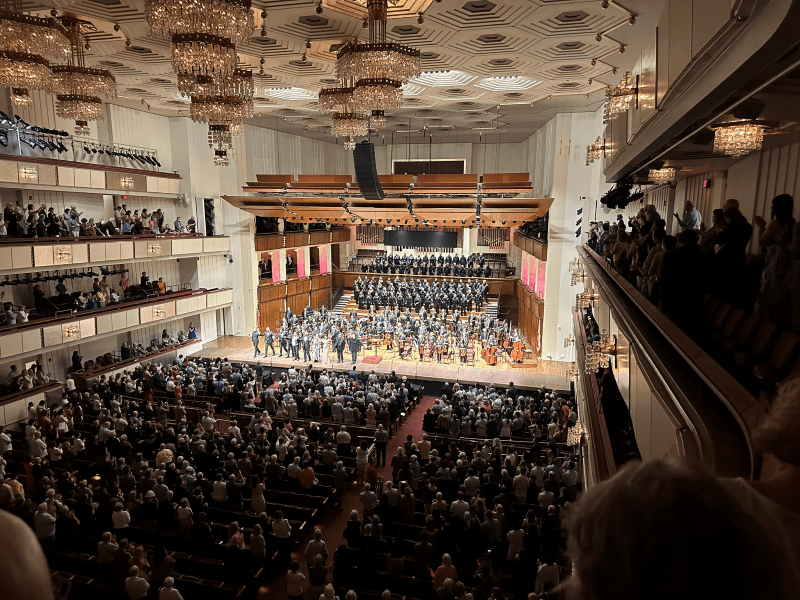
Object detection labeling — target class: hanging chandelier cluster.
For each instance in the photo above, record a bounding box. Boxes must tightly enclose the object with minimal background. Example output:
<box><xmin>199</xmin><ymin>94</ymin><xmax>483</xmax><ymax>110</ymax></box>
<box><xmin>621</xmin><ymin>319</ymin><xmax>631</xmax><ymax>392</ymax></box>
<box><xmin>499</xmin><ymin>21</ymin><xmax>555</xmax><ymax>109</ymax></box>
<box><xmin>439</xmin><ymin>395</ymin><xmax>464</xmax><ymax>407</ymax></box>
<box><xmin>604</xmin><ymin>71</ymin><xmax>637</xmax><ymax>123</ymax></box>
<box><xmin>649</xmin><ymin>167</ymin><xmax>675</xmax><ymax>185</ymax></box>
<box><xmin>584</xmin><ymin>330</ymin><xmax>616</xmax><ymax>373</ymax></box>
<box><xmin>585</xmin><ymin>136</ymin><xmax>603</xmax><ymax>166</ymax></box>
<box><xmin>145</xmin><ymin>0</ymin><xmax>254</xmax><ymax>165</ymax></box>
<box><xmin>0</xmin><ymin>0</ymin><xmax>70</xmax><ymax>108</ymax></box>
<box><xmin>319</xmin><ymin>0</ymin><xmax>420</xmax><ymax>140</ymax></box>
<box><xmin>569</xmin><ymin>257</ymin><xmax>587</xmax><ymax>286</ymax></box>
<box><xmin>335</xmin><ymin>0</ymin><xmax>420</xmax><ymax>112</ymax></box>
<box><xmin>575</xmin><ymin>288</ymin><xmax>598</xmax><ymax>309</ymax></box>
<box><xmin>711</xmin><ymin>121</ymin><xmax>769</xmax><ymax>158</ymax></box>
<box><xmin>53</xmin><ymin>18</ymin><xmax>117</xmax><ymax>136</ymax></box>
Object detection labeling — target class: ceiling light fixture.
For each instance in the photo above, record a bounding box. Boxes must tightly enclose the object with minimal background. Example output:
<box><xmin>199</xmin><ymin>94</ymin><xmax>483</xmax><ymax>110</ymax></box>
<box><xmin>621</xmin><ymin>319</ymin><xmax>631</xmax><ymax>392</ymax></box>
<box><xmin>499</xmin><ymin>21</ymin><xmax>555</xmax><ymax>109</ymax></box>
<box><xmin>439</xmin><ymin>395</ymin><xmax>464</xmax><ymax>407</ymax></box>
<box><xmin>649</xmin><ymin>167</ymin><xmax>675</xmax><ymax>185</ymax></box>
<box><xmin>336</xmin><ymin>0</ymin><xmax>420</xmax><ymax>112</ymax></box>
<box><xmin>332</xmin><ymin>112</ymin><xmax>369</xmax><ymax>137</ymax></box>
<box><xmin>52</xmin><ymin>18</ymin><xmax>117</xmax><ymax>136</ymax></box>
<box><xmin>0</xmin><ymin>0</ymin><xmax>70</xmax><ymax>108</ymax></box>
<box><xmin>710</xmin><ymin>121</ymin><xmax>771</xmax><ymax>158</ymax></box>
<box><xmin>603</xmin><ymin>70</ymin><xmax>636</xmax><ymax>123</ymax></box>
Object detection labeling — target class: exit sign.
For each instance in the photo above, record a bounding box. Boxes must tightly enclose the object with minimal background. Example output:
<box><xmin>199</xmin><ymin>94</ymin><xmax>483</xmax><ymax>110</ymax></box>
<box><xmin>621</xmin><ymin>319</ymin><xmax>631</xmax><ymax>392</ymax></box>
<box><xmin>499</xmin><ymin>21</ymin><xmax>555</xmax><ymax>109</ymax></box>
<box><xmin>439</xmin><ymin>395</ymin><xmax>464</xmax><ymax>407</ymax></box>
<box><xmin>702</xmin><ymin>179</ymin><xmax>712</xmax><ymax>188</ymax></box>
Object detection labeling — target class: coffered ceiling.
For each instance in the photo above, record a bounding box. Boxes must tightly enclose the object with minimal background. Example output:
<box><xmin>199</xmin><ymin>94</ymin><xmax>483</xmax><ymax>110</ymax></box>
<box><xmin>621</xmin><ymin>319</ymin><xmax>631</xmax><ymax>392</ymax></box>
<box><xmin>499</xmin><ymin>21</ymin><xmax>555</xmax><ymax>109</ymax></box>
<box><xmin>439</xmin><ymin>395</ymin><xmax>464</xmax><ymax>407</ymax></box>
<box><xmin>27</xmin><ymin>0</ymin><xmax>666</xmax><ymax>143</ymax></box>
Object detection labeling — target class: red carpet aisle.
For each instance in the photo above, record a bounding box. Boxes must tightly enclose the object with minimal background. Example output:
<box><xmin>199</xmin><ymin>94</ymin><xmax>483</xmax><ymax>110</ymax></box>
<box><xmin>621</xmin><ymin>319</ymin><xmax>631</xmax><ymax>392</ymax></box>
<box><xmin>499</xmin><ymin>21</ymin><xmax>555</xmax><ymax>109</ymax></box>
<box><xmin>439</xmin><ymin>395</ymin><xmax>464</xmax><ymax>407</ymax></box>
<box><xmin>255</xmin><ymin>395</ymin><xmax>436</xmax><ymax>600</ymax></box>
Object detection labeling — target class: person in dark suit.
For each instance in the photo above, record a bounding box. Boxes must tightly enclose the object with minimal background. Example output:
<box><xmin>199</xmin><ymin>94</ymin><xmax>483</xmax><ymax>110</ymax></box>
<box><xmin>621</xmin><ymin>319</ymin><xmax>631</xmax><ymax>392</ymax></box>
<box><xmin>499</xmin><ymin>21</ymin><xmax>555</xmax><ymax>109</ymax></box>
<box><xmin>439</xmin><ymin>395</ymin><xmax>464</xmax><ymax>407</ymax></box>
<box><xmin>336</xmin><ymin>334</ymin><xmax>346</xmax><ymax>363</ymax></box>
<box><xmin>658</xmin><ymin>229</ymin><xmax>708</xmax><ymax>331</ymax></box>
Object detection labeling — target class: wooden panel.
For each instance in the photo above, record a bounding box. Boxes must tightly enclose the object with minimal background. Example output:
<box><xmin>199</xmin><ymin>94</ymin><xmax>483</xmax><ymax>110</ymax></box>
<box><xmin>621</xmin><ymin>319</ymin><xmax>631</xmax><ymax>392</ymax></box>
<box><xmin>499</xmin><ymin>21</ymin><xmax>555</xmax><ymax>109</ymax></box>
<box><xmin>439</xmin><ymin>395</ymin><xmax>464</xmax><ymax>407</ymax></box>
<box><xmin>57</xmin><ymin>166</ymin><xmax>75</xmax><ymax>186</ymax></box>
<box><xmin>120</xmin><ymin>241</ymin><xmax>134</xmax><ymax>260</ymax></box>
<box><xmin>2</xmin><ymin>399</ymin><xmax>28</xmax><ymax>426</ymax></box>
<box><xmin>146</xmin><ymin>176</ymin><xmax>158</xmax><ymax>193</ymax></box>
<box><xmin>0</xmin><ymin>247</ymin><xmax>11</xmax><ymax>271</ymax></box>
<box><xmin>169</xmin><ymin>179</ymin><xmax>180</xmax><ymax>194</ymax></box>
<box><xmin>165</xmin><ymin>301</ymin><xmax>176</xmax><ymax>318</ymax></box>
<box><xmin>105</xmin><ymin>241</ymin><xmax>121</xmax><ymax>261</ymax></box>
<box><xmin>21</xmin><ymin>328</ymin><xmax>41</xmax><ymax>353</ymax></box>
<box><xmin>41</xmin><ymin>324</ymin><xmax>62</xmax><ymax>347</ymax></box>
<box><xmin>158</xmin><ymin>177</ymin><xmax>170</xmax><ymax>193</ymax></box>
<box><xmin>90</xmin><ymin>169</ymin><xmax>105</xmax><ymax>189</ymax></box>
<box><xmin>638</xmin><ymin>31</ymin><xmax>658</xmax><ymax>128</ymax></box>
<box><xmin>0</xmin><ymin>160</ymin><xmax>18</xmax><ymax>182</ymax></box>
<box><xmin>195</xmin><ymin>295</ymin><xmax>207</xmax><ymax>310</ymax></box>
<box><xmin>72</xmin><ymin>243</ymin><xmax>88</xmax><ymax>264</ymax></box>
<box><xmin>111</xmin><ymin>310</ymin><xmax>127</xmax><ymax>331</ymax></box>
<box><xmin>96</xmin><ymin>313</ymin><xmax>114</xmax><ymax>334</ymax></box>
<box><xmin>140</xmin><ymin>305</ymin><xmax>154</xmax><ymax>324</ymax></box>
<box><xmin>0</xmin><ymin>332</ymin><xmax>23</xmax><ymax>358</ymax></box>
<box><xmin>11</xmin><ymin>246</ymin><xmax>32</xmax><ymax>269</ymax></box>
<box><xmin>90</xmin><ymin>242</ymin><xmax>106</xmax><ymax>263</ymax></box>
<box><xmin>33</xmin><ymin>244</ymin><xmax>54</xmax><ymax>267</ymax></box>
<box><xmin>668</xmin><ymin>0</ymin><xmax>692</xmax><ymax>87</ymax></box>
<box><xmin>126</xmin><ymin>308</ymin><xmax>140</xmax><ymax>328</ymax></box>
<box><xmin>175</xmin><ymin>298</ymin><xmax>188</xmax><ymax>315</ymax></box>
<box><xmin>80</xmin><ymin>318</ymin><xmax>95</xmax><ymax>339</ymax></box>
<box><xmin>38</xmin><ymin>164</ymin><xmax>57</xmax><ymax>185</ymax></box>
<box><xmin>656</xmin><ymin>7</ymin><xmax>670</xmax><ymax>108</ymax></box>
<box><xmin>74</xmin><ymin>168</ymin><xmax>91</xmax><ymax>187</ymax></box>
<box><xmin>53</xmin><ymin>243</ymin><xmax>73</xmax><ymax>265</ymax></box>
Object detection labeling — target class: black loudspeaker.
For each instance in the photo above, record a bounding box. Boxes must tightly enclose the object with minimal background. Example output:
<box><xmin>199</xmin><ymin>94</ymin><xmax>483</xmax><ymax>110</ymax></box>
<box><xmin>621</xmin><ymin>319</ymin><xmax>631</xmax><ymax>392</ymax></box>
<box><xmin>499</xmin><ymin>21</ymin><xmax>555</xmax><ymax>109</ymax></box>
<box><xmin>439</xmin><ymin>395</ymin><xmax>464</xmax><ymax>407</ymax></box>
<box><xmin>203</xmin><ymin>198</ymin><xmax>215</xmax><ymax>236</ymax></box>
<box><xmin>353</xmin><ymin>141</ymin><xmax>384</xmax><ymax>201</ymax></box>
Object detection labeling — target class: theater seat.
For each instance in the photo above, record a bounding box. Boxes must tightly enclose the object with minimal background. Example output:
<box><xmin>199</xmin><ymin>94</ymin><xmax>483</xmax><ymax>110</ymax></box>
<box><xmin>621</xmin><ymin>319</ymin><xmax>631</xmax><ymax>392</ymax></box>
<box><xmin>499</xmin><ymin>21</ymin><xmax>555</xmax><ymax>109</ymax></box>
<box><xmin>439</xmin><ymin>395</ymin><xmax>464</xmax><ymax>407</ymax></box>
<box><xmin>752</xmin><ymin>331</ymin><xmax>800</xmax><ymax>387</ymax></box>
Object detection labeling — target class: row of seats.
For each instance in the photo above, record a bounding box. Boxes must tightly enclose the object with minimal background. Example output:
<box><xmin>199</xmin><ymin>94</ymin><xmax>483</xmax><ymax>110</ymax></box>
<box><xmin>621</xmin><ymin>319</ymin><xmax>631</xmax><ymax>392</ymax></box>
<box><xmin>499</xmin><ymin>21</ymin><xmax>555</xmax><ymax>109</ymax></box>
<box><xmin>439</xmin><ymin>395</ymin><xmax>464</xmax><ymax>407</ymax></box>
<box><xmin>701</xmin><ymin>294</ymin><xmax>800</xmax><ymax>394</ymax></box>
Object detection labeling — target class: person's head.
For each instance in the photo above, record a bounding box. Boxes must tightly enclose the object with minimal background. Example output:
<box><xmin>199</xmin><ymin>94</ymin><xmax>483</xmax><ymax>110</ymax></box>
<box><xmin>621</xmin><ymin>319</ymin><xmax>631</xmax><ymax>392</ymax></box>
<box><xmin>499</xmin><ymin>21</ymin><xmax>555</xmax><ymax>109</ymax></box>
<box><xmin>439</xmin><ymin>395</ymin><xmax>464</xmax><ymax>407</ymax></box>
<box><xmin>722</xmin><ymin>198</ymin><xmax>739</xmax><ymax>211</ymax></box>
<box><xmin>677</xmin><ymin>229</ymin><xmax>698</xmax><ymax>248</ymax></box>
<box><xmin>752</xmin><ymin>375</ymin><xmax>800</xmax><ymax>468</ymax></box>
<box><xmin>711</xmin><ymin>208</ymin><xmax>724</xmax><ymax>225</ymax></box>
<box><xmin>289</xmin><ymin>559</ymin><xmax>300</xmax><ymax>572</ymax></box>
<box><xmin>683</xmin><ymin>200</ymin><xmax>694</xmax><ymax>211</ymax></box>
<box><xmin>564</xmin><ymin>459</ymin><xmax>791</xmax><ymax>600</ymax></box>
<box><xmin>662</xmin><ymin>235</ymin><xmax>677</xmax><ymax>252</ymax></box>
<box><xmin>652</xmin><ymin>228</ymin><xmax>666</xmax><ymax>244</ymax></box>
<box><xmin>770</xmin><ymin>193</ymin><xmax>794</xmax><ymax>223</ymax></box>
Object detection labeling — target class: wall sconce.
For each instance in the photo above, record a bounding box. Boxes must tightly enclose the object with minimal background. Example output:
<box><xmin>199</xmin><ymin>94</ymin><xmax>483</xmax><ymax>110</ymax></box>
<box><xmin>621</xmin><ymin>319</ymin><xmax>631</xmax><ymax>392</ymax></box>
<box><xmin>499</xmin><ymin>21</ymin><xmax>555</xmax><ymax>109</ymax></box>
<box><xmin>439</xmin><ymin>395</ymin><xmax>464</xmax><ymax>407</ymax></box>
<box><xmin>153</xmin><ymin>305</ymin><xmax>166</xmax><ymax>319</ymax></box>
<box><xmin>121</xmin><ymin>176</ymin><xmax>134</xmax><ymax>189</ymax></box>
<box><xmin>564</xmin><ymin>333</ymin><xmax>575</xmax><ymax>348</ymax></box>
<box><xmin>21</xmin><ymin>166</ymin><xmax>38</xmax><ymax>181</ymax></box>
<box><xmin>56</xmin><ymin>246</ymin><xmax>72</xmax><ymax>261</ymax></box>
<box><xmin>566</xmin><ymin>364</ymin><xmax>579</xmax><ymax>381</ymax></box>
<box><xmin>584</xmin><ymin>330</ymin><xmax>616</xmax><ymax>373</ymax></box>
<box><xmin>575</xmin><ymin>289</ymin><xmax>599</xmax><ymax>309</ymax></box>
<box><xmin>566</xmin><ymin>420</ymin><xmax>584</xmax><ymax>446</ymax></box>
<box><xmin>64</xmin><ymin>325</ymin><xmax>79</xmax><ymax>339</ymax></box>
<box><xmin>148</xmin><ymin>243</ymin><xmax>161</xmax><ymax>254</ymax></box>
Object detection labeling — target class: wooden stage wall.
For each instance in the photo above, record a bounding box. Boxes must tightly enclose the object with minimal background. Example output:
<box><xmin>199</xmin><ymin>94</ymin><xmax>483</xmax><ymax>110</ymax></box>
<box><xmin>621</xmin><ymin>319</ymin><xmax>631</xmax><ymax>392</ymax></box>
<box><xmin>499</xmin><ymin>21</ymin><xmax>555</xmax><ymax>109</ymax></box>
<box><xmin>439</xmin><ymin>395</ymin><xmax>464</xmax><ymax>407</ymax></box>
<box><xmin>258</xmin><ymin>273</ymin><xmax>333</xmax><ymax>331</ymax></box>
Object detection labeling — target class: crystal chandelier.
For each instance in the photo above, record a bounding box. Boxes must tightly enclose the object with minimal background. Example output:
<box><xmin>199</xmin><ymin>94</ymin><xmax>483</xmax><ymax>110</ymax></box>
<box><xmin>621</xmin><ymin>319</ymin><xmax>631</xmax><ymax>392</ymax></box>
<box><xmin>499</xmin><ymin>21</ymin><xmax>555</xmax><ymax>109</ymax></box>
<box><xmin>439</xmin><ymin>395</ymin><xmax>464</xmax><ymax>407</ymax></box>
<box><xmin>190</xmin><ymin>95</ymin><xmax>253</xmax><ymax>125</ymax></box>
<box><xmin>332</xmin><ymin>112</ymin><xmax>369</xmax><ymax>137</ymax></box>
<box><xmin>214</xmin><ymin>148</ymin><xmax>229</xmax><ymax>166</ymax></box>
<box><xmin>585</xmin><ymin>136</ymin><xmax>603</xmax><ymax>165</ymax></box>
<box><xmin>566</xmin><ymin>365</ymin><xmax>580</xmax><ymax>383</ymax></box>
<box><xmin>370</xmin><ymin>109</ymin><xmax>386</xmax><ymax>129</ymax></box>
<box><xmin>144</xmin><ymin>0</ymin><xmax>253</xmax><ymax>46</ymax></box>
<box><xmin>343</xmin><ymin>136</ymin><xmax>356</xmax><ymax>151</ymax></box>
<box><xmin>564</xmin><ymin>333</ymin><xmax>575</xmax><ymax>348</ymax></box>
<box><xmin>336</xmin><ymin>0</ymin><xmax>420</xmax><ymax>112</ymax></box>
<box><xmin>177</xmin><ymin>67</ymin><xmax>252</xmax><ymax>99</ymax></box>
<box><xmin>575</xmin><ymin>289</ymin><xmax>598</xmax><ymax>309</ymax></box>
<box><xmin>207</xmin><ymin>121</ymin><xmax>243</xmax><ymax>150</ymax></box>
<box><xmin>603</xmin><ymin>71</ymin><xmax>636</xmax><ymax>123</ymax></box>
<box><xmin>52</xmin><ymin>18</ymin><xmax>117</xmax><ymax>136</ymax></box>
<box><xmin>711</xmin><ymin>122</ymin><xmax>768</xmax><ymax>158</ymax></box>
<box><xmin>0</xmin><ymin>0</ymin><xmax>70</xmax><ymax>108</ymax></box>
<box><xmin>570</xmin><ymin>267</ymin><xmax>587</xmax><ymax>286</ymax></box>
<box><xmin>584</xmin><ymin>329</ymin><xmax>616</xmax><ymax>373</ymax></box>
<box><xmin>171</xmin><ymin>33</ymin><xmax>237</xmax><ymax>78</ymax></box>
<box><xmin>566</xmin><ymin>420</ymin><xmax>584</xmax><ymax>446</ymax></box>
<box><xmin>649</xmin><ymin>167</ymin><xmax>675</xmax><ymax>185</ymax></box>
<box><xmin>318</xmin><ymin>83</ymin><xmax>355</xmax><ymax>113</ymax></box>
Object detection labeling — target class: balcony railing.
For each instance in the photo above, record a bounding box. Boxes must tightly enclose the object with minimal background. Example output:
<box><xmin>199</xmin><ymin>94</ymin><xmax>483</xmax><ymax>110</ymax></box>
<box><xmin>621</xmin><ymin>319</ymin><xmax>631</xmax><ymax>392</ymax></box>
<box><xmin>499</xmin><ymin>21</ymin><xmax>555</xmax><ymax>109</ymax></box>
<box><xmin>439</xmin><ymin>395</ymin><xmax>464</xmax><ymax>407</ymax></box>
<box><xmin>576</xmin><ymin>245</ymin><xmax>757</xmax><ymax>478</ymax></box>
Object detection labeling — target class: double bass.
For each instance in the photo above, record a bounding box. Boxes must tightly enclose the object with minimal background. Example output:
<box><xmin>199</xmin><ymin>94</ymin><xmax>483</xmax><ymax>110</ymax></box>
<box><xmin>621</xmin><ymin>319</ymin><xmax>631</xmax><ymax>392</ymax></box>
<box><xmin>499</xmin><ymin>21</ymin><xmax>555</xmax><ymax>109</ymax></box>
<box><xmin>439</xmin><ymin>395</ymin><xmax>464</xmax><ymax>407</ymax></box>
<box><xmin>487</xmin><ymin>345</ymin><xmax>498</xmax><ymax>365</ymax></box>
<box><xmin>511</xmin><ymin>340</ymin><xmax>524</xmax><ymax>362</ymax></box>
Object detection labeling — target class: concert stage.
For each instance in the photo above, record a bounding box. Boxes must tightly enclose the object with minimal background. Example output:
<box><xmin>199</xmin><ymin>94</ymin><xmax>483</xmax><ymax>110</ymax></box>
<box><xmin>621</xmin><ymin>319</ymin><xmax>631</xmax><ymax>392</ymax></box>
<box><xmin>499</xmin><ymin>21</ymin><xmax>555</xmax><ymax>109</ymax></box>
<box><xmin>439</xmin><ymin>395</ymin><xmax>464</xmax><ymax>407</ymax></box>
<box><xmin>190</xmin><ymin>335</ymin><xmax>570</xmax><ymax>390</ymax></box>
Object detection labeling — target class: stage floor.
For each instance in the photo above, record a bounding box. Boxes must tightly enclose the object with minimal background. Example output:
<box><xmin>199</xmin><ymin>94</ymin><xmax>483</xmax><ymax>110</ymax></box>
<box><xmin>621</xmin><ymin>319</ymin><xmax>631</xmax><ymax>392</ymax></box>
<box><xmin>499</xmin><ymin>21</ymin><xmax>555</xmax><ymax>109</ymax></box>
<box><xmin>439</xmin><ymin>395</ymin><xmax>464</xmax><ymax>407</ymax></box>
<box><xmin>191</xmin><ymin>336</ymin><xmax>570</xmax><ymax>389</ymax></box>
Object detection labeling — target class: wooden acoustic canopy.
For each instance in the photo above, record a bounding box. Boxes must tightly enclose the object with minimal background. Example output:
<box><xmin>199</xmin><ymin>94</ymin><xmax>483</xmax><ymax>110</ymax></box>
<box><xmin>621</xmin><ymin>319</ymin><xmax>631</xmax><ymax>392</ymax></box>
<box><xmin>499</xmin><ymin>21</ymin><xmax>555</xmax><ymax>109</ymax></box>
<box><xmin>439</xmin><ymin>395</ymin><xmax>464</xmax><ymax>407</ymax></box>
<box><xmin>224</xmin><ymin>173</ymin><xmax>552</xmax><ymax>226</ymax></box>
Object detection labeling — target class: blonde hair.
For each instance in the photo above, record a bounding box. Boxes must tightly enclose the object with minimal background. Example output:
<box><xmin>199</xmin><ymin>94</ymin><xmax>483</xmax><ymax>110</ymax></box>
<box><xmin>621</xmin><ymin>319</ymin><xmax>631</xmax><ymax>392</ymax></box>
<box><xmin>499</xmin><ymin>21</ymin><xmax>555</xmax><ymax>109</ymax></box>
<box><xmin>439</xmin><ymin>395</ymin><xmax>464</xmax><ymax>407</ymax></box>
<box><xmin>751</xmin><ymin>375</ymin><xmax>800</xmax><ymax>466</ymax></box>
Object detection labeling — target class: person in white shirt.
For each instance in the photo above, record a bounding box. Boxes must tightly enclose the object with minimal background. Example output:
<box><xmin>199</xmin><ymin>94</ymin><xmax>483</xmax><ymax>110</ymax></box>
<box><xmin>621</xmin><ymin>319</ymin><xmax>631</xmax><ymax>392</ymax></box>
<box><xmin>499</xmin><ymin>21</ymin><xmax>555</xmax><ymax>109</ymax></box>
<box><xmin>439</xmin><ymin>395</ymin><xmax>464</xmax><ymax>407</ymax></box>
<box><xmin>111</xmin><ymin>503</ymin><xmax>131</xmax><ymax>531</ymax></box>
<box><xmin>125</xmin><ymin>566</ymin><xmax>150</xmax><ymax>600</ymax></box>
<box><xmin>0</xmin><ymin>427</ymin><xmax>11</xmax><ymax>456</ymax></box>
<box><xmin>674</xmin><ymin>200</ymin><xmax>702</xmax><ymax>232</ymax></box>
<box><xmin>159</xmin><ymin>577</ymin><xmax>183</xmax><ymax>600</ymax></box>
<box><xmin>31</xmin><ymin>432</ymin><xmax>47</xmax><ymax>459</ymax></box>
<box><xmin>272</xmin><ymin>510</ymin><xmax>292</xmax><ymax>538</ymax></box>
<box><xmin>450</xmin><ymin>493</ymin><xmax>469</xmax><ymax>519</ymax></box>
<box><xmin>201</xmin><ymin>412</ymin><xmax>216</xmax><ymax>433</ymax></box>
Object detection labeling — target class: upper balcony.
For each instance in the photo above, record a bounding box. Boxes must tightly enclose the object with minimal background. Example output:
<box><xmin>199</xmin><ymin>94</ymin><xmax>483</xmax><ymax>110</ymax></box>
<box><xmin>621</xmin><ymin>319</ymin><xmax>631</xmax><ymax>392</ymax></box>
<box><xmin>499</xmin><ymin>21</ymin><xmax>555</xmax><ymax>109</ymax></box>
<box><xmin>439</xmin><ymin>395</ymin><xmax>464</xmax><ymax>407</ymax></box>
<box><xmin>0</xmin><ymin>233</ymin><xmax>230</xmax><ymax>276</ymax></box>
<box><xmin>573</xmin><ymin>245</ymin><xmax>763</xmax><ymax>483</ymax></box>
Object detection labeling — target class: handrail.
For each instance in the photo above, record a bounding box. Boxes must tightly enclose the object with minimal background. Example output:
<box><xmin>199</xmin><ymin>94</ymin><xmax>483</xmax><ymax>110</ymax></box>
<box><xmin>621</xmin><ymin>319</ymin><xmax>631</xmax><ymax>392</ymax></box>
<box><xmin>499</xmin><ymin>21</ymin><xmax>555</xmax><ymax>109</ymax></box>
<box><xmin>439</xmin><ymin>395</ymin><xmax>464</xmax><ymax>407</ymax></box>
<box><xmin>578</xmin><ymin>245</ymin><xmax>755</xmax><ymax>477</ymax></box>
<box><xmin>0</xmin><ymin>231</ymin><xmax>210</xmax><ymax>245</ymax></box>
<box><xmin>331</xmin><ymin>280</ymin><xmax>345</xmax><ymax>308</ymax></box>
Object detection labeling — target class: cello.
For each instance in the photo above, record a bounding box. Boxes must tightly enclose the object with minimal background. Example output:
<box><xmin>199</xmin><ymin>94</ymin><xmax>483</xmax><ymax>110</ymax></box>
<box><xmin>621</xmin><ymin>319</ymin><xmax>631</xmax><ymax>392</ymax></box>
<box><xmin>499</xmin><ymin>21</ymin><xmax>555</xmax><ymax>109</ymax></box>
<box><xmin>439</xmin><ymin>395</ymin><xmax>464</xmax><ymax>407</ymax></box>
<box><xmin>511</xmin><ymin>340</ymin><xmax>524</xmax><ymax>362</ymax></box>
<box><xmin>487</xmin><ymin>345</ymin><xmax>498</xmax><ymax>365</ymax></box>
